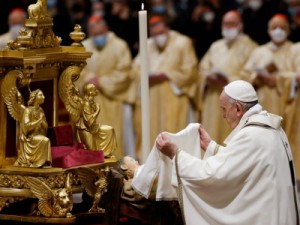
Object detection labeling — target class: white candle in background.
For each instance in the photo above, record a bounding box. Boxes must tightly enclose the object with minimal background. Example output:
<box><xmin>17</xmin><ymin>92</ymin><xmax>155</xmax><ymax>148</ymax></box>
<box><xmin>138</xmin><ymin>3</ymin><xmax>150</xmax><ymax>163</ymax></box>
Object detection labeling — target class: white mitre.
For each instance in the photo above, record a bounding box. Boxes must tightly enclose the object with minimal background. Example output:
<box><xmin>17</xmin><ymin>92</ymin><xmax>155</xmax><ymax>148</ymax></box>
<box><xmin>224</xmin><ymin>80</ymin><xmax>258</xmax><ymax>102</ymax></box>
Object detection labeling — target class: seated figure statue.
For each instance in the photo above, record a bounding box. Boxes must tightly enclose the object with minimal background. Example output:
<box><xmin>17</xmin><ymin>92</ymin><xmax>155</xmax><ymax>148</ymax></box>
<box><xmin>76</xmin><ymin>84</ymin><xmax>117</xmax><ymax>156</ymax></box>
<box><xmin>16</xmin><ymin>89</ymin><xmax>52</xmax><ymax>167</ymax></box>
<box><xmin>58</xmin><ymin>66</ymin><xmax>117</xmax><ymax>157</ymax></box>
<box><xmin>1</xmin><ymin>71</ymin><xmax>52</xmax><ymax>168</ymax></box>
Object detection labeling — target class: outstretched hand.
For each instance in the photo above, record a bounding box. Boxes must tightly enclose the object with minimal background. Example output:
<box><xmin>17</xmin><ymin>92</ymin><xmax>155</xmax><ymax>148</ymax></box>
<box><xmin>149</xmin><ymin>73</ymin><xmax>169</xmax><ymax>87</ymax></box>
<box><xmin>199</xmin><ymin>126</ymin><xmax>212</xmax><ymax>151</ymax></box>
<box><xmin>156</xmin><ymin>132</ymin><xmax>178</xmax><ymax>159</ymax></box>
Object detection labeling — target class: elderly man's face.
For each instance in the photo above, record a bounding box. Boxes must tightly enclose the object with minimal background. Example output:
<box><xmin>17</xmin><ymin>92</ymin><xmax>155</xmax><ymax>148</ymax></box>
<box><xmin>268</xmin><ymin>17</ymin><xmax>289</xmax><ymax>44</ymax></box>
<box><xmin>268</xmin><ymin>17</ymin><xmax>289</xmax><ymax>34</ymax></box>
<box><xmin>150</xmin><ymin>22</ymin><xmax>169</xmax><ymax>48</ymax></box>
<box><xmin>9</xmin><ymin>11</ymin><xmax>26</xmax><ymax>26</ymax></box>
<box><xmin>219</xmin><ymin>91</ymin><xmax>243</xmax><ymax>129</ymax></box>
<box><xmin>222</xmin><ymin>12</ymin><xmax>242</xmax><ymax>30</ymax></box>
<box><xmin>221</xmin><ymin>11</ymin><xmax>242</xmax><ymax>42</ymax></box>
<box><xmin>88</xmin><ymin>21</ymin><xmax>108</xmax><ymax>37</ymax></box>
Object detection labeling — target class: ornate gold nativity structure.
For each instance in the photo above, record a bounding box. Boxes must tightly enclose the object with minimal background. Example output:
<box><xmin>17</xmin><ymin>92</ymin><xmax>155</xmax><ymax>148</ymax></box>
<box><xmin>0</xmin><ymin>0</ymin><xmax>117</xmax><ymax>223</ymax></box>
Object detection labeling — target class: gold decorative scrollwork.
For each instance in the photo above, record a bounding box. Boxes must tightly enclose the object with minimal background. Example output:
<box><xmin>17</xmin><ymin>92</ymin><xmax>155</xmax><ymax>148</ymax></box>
<box><xmin>0</xmin><ymin>175</ymin><xmax>12</xmax><ymax>188</ymax></box>
<box><xmin>0</xmin><ymin>197</ymin><xmax>25</xmax><ymax>212</ymax></box>
<box><xmin>0</xmin><ymin>173</ymin><xmax>81</xmax><ymax>190</ymax></box>
<box><xmin>77</xmin><ymin>166</ymin><xmax>109</xmax><ymax>213</ymax></box>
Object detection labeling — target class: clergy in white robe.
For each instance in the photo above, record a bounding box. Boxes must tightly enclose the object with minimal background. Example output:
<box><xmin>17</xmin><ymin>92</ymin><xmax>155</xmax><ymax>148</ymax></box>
<box><xmin>132</xmin><ymin>16</ymin><xmax>198</xmax><ymax>158</ymax></box>
<box><xmin>241</xmin><ymin>14</ymin><xmax>294</xmax><ymax>117</ymax></box>
<box><xmin>0</xmin><ymin>8</ymin><xmax>26</xmax><ymax>49</ymax></box>
<box><xmin>284</xmin><ymin>42</ymin><xmax>300</xmax><ymax>180</ymax></box>
<box><xmin>199</xmin><ymin>10</ymin><xmax>257</xmax><ymax>144</ymax></box>
<box><xmin>156</xmin><ymin>80</ymin><xmax>298</xmax><ymax>225</ymax></box>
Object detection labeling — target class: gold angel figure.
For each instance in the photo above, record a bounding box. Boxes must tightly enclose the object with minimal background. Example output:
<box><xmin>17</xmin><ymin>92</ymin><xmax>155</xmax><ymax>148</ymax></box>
<box><xmin>58</xmin><ymin>66</ymin><xmax>117</xmax><ymax>157</ymax></box>
<box><xmin>1</xmin><ymin>70</ymin><xmax>51</xmax><ymax>168</ymax></box>
<box><xmin>77</xmin><ymin>167</ymin><xmax>109</xmax><ymax>213</ymax></box>
<box><xmin>26</xmin><ymin>174</ymin><xmax>73</xmax><ymax>217</ymax></box>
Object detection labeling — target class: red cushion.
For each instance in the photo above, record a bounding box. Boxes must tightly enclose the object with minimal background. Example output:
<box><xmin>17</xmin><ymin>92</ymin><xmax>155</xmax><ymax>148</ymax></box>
<box><xmin>62</xmin><ymin>148</ymin><xmax>104</xmax><ymax>168</ymax></box>
<box><xmin>51</xmin><ymin>145</ymin><xmax>104</xmax><ymax>168</ymax></box>
<box><xmin>48</xmin><ymin>125</ymin><xmax>74</xmax><ymax>146</ymax></box>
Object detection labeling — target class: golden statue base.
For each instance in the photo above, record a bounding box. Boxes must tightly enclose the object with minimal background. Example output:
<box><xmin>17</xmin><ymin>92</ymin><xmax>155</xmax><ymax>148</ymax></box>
<box><xmin>0</xmin><ymin>158</ymin><xmax>115</xmax><ymax>223</ymax></box>
<box><xmin>0</xmin><ymin>214</ymin><xmax>76</xmax><ymax>224</ymax></box>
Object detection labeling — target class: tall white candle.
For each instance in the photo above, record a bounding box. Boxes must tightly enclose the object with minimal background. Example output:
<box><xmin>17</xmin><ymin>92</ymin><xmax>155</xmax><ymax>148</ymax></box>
<box><xmin>138</xmin><ymin>3</ymin><xmax>150</xmax><ymax>163</ymax></box>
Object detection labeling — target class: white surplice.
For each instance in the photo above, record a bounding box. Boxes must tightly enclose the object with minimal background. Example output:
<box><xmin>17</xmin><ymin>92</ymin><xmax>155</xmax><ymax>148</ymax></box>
<box><xmin>132</xmin><ymin>123</ymin><xmax>202</xmax><ymax>200</ymax></box>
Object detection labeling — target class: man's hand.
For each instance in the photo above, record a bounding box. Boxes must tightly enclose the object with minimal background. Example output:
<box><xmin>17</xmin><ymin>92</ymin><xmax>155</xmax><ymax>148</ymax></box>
<box><xmin>253</xmin><ymin>74</ymin><xmax>263</xmax><ymax>88</ymax></box>
<box><xmin>149</xmin><ymin>73</ymin><xmax>169</xmax><ymax>87</ymax></box>
<box><xmin>206</xmin><ymin>73</ymin><xmax>228</xmax><ymax>87</ymax></box>
<box><xmin>261</xmin><ymin>74</ymin><xmax>277</xmax><ymax>88</ymax></box>
<box><xmin>215</xmin><ymin>74</ymin><xmax>229</xmax><ymax>87</ymax></box>
<box><xmin>156</xmin><ymin>132</ymin><xmax>178</xmax><ymax>159</ymax></box>
<box><xmin>205</xmin><ymin>75</ymin><xmax>217</xmax><ymax>86</ymax></box>
<box><xmin>199</xmin><ymin>126</ymin><xmax>212</xmax><ymax>151</ymax></box>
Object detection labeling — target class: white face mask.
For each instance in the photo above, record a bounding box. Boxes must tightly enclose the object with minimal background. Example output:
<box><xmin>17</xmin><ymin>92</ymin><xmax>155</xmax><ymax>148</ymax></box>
<box><xmin>248</xmin><ymin>0</ymin><xmax>262</xmax><ymax>11</ymax></box>
<box><xmin>10</xmin><ymin>24</ymin><xmax>23</xmax><ymax>39</ymax></box>
<box><xmin>222</xmin><ymin>27</ymin><xmax>239</xmax><ymax>41</ymax></box>
<box><xmin>93</xmin><ymin>11</ymin><xmax>104</xmax><ymax>17</ymax></box>
<box><xmin>203</xmin><ymin>11</ymin><xmax>215</xmax><ymax>23</ymax></box>
<box><xmin>154</xmin><ymin>34</ymin><xmax>168</xmax><ymax>48</ymax></box>
<box><xmin>270</xmin><ymin>27</ymin><xmax>287</xmax><ymax>43</ymax></box>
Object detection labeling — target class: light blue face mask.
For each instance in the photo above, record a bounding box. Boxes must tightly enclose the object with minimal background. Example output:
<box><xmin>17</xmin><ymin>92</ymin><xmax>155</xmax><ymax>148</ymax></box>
<box><xmin>47</xmin><ymin>0</ymin><xmax>57</xmax><ymax>9</ymax></box>
<box><xmin>152</xmin><ymin>5</ymin><xmax>167</xmax><ymax>14</ymax></box>
<box><xmin>93</xmin><ymin>34</ymin><xmax>107</xmax><ymax>48</ymax></box>
<box><xmin>288</xmin><ymin>7</ymin><xmax>299</xmax><ymax>16</ymax></box>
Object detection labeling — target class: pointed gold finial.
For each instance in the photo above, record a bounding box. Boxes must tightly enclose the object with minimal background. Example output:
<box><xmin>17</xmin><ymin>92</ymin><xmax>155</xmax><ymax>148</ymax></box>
<box><xmin>69</xmin><ymin>24</ymin><xmax>86</xmax><ymax>47</ymax></box>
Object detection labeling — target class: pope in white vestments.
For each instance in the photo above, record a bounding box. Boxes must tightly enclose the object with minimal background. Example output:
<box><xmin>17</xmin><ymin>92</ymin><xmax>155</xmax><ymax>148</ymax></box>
<box><xmin>156</xmin><ymin>80</ymin><xmax>298</xmax><ymax>225</ymax></box>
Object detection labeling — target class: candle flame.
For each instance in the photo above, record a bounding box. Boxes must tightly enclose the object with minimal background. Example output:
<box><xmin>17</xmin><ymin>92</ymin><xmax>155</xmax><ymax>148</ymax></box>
<box><xmin>141</xmin><ymin>3</ymin><xmax>144</xmax><ymax>10</ymax></box>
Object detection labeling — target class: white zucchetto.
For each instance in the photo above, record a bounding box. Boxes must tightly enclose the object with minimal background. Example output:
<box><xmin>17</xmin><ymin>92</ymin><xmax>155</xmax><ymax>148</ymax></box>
<box><xmin>224</xmin><ymin>80</ymin><xmax>258</xmax><ymax>102</ymax></box>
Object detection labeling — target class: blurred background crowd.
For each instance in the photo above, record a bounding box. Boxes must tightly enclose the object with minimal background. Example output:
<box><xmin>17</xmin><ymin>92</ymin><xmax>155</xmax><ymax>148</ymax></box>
<box><xmin>1</xmin><ymin>0</ymin><xmax>300</xmax><ymax>58</ymax></box>
<box><xmin>1</xmin><ymin>0</ymin><xmax>300</xmax><ymax>182</ymax></box>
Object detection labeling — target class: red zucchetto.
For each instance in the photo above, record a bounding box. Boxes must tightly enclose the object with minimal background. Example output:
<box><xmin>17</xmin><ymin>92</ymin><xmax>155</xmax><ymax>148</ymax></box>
<box><xmin>148</xmin><ymin>15</ymin><xmax>164</xmax><ymax>26</ymax></box>
<box><xmin>88</xmin><ymin>15</ymin><xmax>103</xmax><ymax>25</ymax></box>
